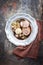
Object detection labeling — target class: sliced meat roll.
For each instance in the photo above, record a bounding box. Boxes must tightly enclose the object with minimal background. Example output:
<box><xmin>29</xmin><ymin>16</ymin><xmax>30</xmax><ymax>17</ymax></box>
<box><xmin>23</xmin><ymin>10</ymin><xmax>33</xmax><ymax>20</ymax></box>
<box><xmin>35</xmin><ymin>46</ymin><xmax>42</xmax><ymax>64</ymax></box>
<box><xmin>22</xmin><ymin>27</ymin><xmax>31</xmax><ymax>36</ymax></box>
<box><xmin>20</xmin><ymin>20</ymin><xmax>30</xmax><ymax>27</ymax></box>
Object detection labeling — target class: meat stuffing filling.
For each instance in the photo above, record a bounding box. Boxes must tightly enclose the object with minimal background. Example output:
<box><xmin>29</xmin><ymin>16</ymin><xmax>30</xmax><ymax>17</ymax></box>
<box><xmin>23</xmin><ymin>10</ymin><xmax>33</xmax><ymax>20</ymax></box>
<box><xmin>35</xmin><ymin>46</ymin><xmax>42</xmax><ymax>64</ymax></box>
<box><xmin>11</xmin><ymin>19</ymin><xmax>31</xmax><ymax>40</ymax></box>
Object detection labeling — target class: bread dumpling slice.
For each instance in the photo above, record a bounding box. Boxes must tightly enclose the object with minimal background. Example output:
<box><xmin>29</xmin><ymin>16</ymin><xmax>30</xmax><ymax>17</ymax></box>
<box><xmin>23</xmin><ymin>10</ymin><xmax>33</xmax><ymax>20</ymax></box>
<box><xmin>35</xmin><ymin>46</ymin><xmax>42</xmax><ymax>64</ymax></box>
<box><xmin>15</xmin><ymin>28</ymin><xmax>22</xmax><ymax>34</ymax></box>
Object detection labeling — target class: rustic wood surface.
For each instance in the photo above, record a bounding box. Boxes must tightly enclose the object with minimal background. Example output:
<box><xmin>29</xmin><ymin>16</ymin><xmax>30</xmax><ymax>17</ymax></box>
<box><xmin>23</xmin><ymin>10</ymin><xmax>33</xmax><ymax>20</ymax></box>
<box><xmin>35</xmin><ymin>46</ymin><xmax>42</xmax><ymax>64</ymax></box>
<box><xmin>0</xmin><ymin>0</ymin><xmax>43</xmax><ymax>65</ymax></box>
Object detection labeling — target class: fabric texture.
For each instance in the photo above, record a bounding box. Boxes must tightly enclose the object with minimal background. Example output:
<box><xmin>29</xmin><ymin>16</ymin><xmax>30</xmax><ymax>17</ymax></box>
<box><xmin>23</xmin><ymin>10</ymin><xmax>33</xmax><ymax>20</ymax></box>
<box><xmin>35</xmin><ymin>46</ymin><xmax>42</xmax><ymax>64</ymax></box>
<box><xmin>13</xmin><ymin>20</ymin><xmax>43</xmax><ymax>59</ymax></box>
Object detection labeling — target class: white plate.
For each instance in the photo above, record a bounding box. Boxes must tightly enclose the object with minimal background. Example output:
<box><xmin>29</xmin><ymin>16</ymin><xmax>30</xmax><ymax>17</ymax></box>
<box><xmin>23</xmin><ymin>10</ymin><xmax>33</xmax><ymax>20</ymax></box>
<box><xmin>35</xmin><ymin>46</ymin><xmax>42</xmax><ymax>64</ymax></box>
<box><xmin>5</xmin><ymin>13</ymin><xmax>38</xmax><ymax>46</ymax></box>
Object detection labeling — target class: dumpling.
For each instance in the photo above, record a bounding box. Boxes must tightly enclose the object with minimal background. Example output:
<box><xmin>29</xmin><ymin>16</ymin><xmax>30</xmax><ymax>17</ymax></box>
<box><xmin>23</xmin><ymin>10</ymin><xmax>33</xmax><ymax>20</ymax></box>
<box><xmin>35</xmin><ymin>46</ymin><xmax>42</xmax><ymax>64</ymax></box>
<box><xmin>15</xmin><ymin>28</ymin><xmax>22</xmax><ymax>34</ymax></box>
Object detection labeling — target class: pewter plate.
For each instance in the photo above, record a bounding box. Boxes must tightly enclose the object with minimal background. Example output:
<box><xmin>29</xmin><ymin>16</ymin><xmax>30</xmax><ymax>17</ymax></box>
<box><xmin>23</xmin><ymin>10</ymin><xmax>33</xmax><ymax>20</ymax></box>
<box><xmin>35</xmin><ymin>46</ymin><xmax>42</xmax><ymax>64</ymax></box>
<box><xmin>5</xmin><ymin>13</ymin><xmax>38</xmax><ymax>46</ymax></box>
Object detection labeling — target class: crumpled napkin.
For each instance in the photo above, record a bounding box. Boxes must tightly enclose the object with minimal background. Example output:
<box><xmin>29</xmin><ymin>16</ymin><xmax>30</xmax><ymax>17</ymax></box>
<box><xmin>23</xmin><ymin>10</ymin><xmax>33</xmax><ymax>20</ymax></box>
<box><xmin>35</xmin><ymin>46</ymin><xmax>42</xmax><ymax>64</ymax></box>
<box><xmin>13</xmin><ymin>20</ymin><xmax>43</xmax><ymax>59</ymax></box>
